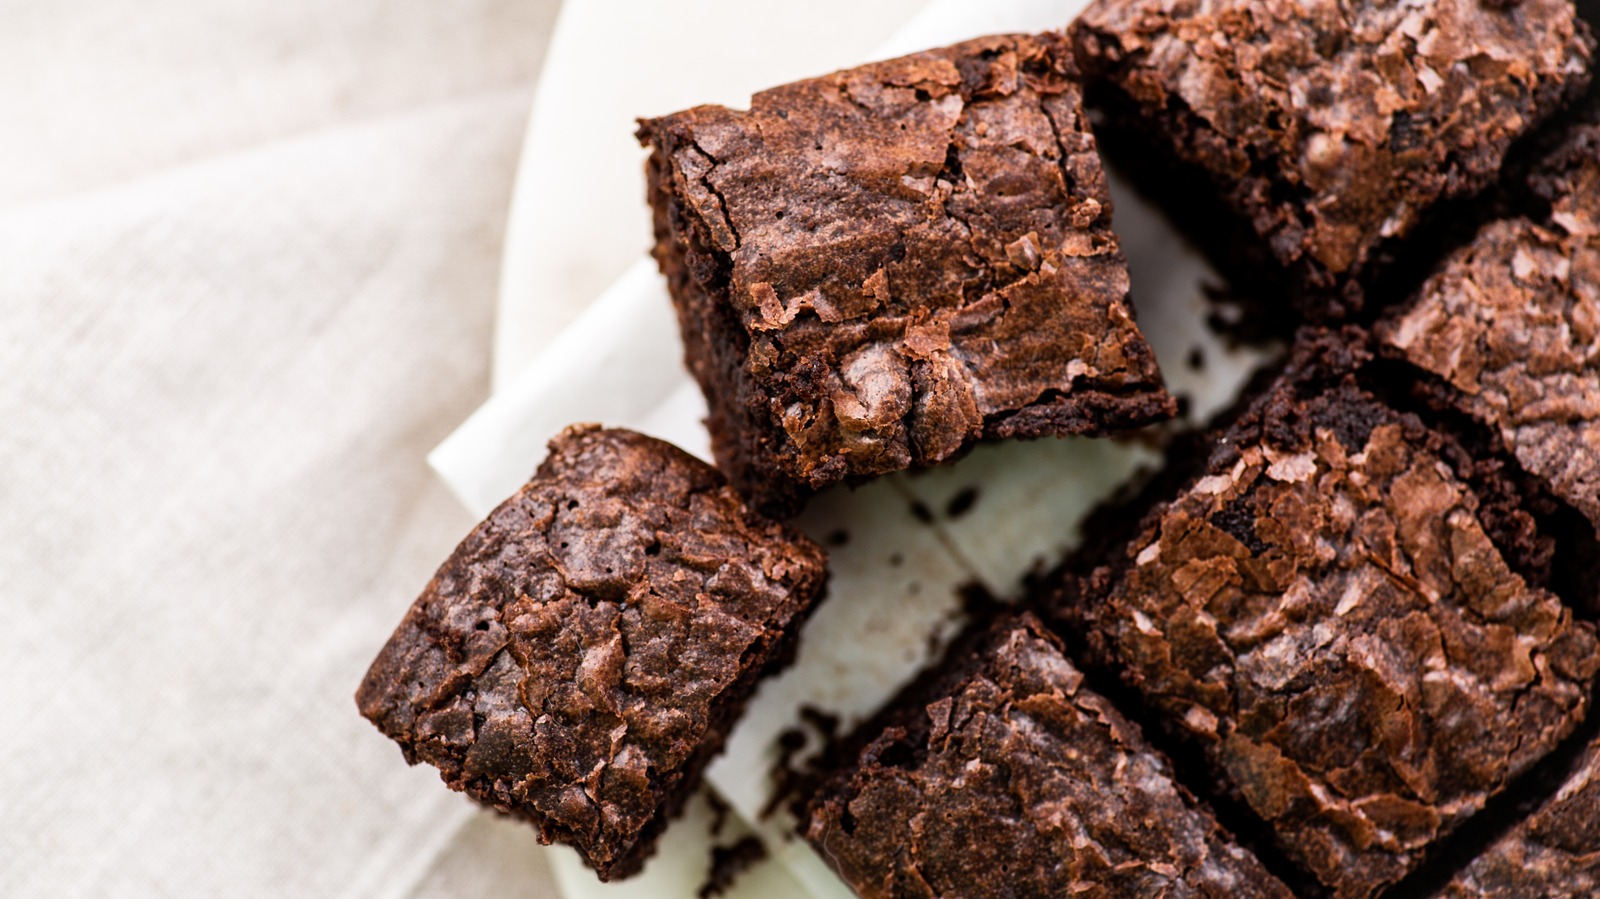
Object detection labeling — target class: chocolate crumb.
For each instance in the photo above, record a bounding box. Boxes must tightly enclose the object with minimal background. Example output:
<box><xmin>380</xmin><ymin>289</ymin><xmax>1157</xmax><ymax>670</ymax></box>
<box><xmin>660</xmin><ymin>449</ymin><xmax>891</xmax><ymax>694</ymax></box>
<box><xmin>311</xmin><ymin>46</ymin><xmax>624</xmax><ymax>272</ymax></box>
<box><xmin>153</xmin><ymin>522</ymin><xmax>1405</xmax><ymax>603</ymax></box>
<box><xmin>799</xmin><ymin>705</ymin><xmax>840</xmax><ymax>743</ymax></box>
<box><xmin>699</xmin><ymin>836</ymin><xmax>767</xmax><ymax>899</ymax></box>
<box><xmin>944</xmin><ymin>487</ymin><xmax>980</xmax><ymax>519</ymax></box>
<box><xmin>909</xmin><ymin>500</ymin><xmax>934</xmax><ymax>525</ymax></box>
<box><xmin>764</xmin><ymin>705</ymin><xmax>846</xmax><ymax>821</ymax></box>
<box><xmin>825</xmin><ymin>528</ymin><xmax>850</xmax><ymax>547</ymax></box>
<box><xmin>775</xmin><ymin>727</ymin><xmax>806</xmax><ymax>755</ymax></box>
<box><xmin>705</xmin><ymin>792</ymin><xmax>732</xmax><ymax>840</ymax></box>
<box><xmin>958</xmin><ymin>581</ymin><xmax>1004</xmax><ymax>620</ymax></box>
<box><xmin>1187</xmin><ymin>347</ymin><xmax>1206</xmax><ymax>371</ymax></box>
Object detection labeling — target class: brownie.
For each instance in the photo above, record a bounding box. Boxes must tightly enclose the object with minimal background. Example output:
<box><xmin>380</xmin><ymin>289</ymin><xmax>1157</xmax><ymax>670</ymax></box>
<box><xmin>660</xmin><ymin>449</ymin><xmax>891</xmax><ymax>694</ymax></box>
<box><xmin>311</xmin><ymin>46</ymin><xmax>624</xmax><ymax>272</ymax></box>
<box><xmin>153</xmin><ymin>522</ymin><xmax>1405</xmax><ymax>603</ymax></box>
<box><xmin>639</xmin><ymin>33</ymin><xmax>1175</xmax><ymax>516</ymax></box>
<box><xmin>1071</xmin><ymin>0</ymin><xmax>1594</xmax><ymax>317</ymax></box>
<box><xmin>1377</xmin><ymin>117</ymin><xmax>1600</xmax><ymax>537</ymax></box>
<box><xmin>355</xmin><ymin>425</ymin><xmax>828</xmax><ymax>880</ymax></box>
<box><xmin>1435</xmin><ymin>733</ymin><xmax>1600</xmax><ymax>897</ymax></box>
<box><xmin>1050</xmin><ymin>335</ymin><xmax>1600</xmax><ymax>898</ymax></box>
<box><xmin>806</xmin><ymin>615</ymin><xmax>1293</xmax><ymax>898</ymax></box>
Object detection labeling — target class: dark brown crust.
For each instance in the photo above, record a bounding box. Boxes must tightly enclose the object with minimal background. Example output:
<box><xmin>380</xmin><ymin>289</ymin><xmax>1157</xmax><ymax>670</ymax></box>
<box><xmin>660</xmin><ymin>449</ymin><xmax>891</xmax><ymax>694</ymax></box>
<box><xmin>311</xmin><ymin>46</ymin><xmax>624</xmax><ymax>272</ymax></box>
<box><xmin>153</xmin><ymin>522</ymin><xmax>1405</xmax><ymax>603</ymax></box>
<box><xmin>1377</xmin><ymin>119</ymin><xmax>1600</xmax><ymax>542</ymax></box>
<box><xmin>1071</xmin><ymin>0</ymin><xmax>1594</xmax><ymax>316</ymax></box>
<box><xmin>354</xmin><ymin>426</ymin><xmax>827</xmax><ymax>879</ymax></box>
<box><xmin>1051</xmin><ymin>333</ymin><xmax>1600</xmax><ymax>898</ymax></box>
<box><xmin>805</xmin><ymin>615</ymin><xmax>1293</xmax><ymax>899</ymax></box>
<box><xmin>640</xmin><ymin>33</ymin><xmax>1174</xmax><ymax>516</ymax></box>
<box><xmin>1436</xmin><ymin>733</ymin><xmax>1600</xmax><ymax>896</ymax></box>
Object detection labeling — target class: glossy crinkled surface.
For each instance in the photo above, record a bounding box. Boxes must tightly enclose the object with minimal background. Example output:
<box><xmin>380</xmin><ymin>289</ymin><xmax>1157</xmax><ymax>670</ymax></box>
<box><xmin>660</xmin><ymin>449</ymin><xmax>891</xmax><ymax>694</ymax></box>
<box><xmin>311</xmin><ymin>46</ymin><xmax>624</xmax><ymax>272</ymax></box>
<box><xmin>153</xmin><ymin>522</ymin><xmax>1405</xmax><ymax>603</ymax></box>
<box><xmin>808</xmin><ymin>617</ymin><xmax>1293</xmax><ymax>899</ymax></box>
<box><xmin>640</xmin><ymin>32</ymin><xmax>1173</xmax><ymax>512</ymax></box>
<box><xmin>1064</xmin><ymin>364</ymin><xmax>1600</xmax><ymax>898</ymax></box>
<box><xmin>1379</xmin><ymin>123</ymin><xmax>1600</xmax><ymax>533</ymax></box>
<box><xmin>1073</xmin><ymin>0</ymin><xmax>1592</xmax><ymax>294</ymax></box>
<box><xmin>358</xmin><ymin>426</ymin><xmax>826</xmax><ymax>880</ymax></box>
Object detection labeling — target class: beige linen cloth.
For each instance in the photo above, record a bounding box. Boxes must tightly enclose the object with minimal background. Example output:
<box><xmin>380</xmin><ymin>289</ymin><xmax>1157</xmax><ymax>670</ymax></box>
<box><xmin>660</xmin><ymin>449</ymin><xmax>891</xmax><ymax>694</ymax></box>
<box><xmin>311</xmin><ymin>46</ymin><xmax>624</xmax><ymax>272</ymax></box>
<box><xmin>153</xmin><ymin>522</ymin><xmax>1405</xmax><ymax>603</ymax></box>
<box><xmin>1</xmin><ymin>1</ymin><xmax>565</xmax><ymax>894</ymax></box>
<box><xmin>1</xmin><ymin>0</ymin><xmax>947</xmax><ymax>894</ymax></box>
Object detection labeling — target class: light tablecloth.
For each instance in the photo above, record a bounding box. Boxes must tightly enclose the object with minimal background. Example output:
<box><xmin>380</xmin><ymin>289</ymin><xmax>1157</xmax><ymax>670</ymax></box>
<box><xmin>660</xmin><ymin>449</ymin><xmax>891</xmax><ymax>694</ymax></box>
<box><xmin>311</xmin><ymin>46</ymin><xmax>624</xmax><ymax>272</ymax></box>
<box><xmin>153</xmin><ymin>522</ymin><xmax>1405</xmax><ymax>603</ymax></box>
<box><xmin>1</xmin><ymin>2</ymin><xmax>561</xmax><ymax>895</ymax></box>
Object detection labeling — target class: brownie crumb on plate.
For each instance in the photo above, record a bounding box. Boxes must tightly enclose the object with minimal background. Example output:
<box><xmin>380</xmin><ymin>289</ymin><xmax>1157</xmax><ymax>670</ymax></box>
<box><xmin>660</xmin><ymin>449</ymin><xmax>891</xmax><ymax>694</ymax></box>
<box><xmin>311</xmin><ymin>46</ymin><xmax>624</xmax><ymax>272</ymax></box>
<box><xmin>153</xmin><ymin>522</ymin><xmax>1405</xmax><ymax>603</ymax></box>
<box><xmin>355</xmin><ymin>425</ymin><xmax>827</xmax><ymax>880</ymax></box>
<box><xmin>1071</xmin><ymin>0</ymin><xmax>1594</xmax><ymax>317</ymax></box>
<box><xmin>1049</xmin><ymin>333</ymin><xmax>1600</xmax><ymax>898</ymax></box>
<box><xmin>698</xmin><ymin>835</ymin><xmax>768</xmax><ymax>899</ymax></box>
<box><xmin>806</xmin><ymin>615</ymin><xmax>1292</xmax><ymax>898</ymax></box>
<box><xmin>640</xmin><ymin>32</ymin><xmax>1174</xmax><ymax>516</ymax></box>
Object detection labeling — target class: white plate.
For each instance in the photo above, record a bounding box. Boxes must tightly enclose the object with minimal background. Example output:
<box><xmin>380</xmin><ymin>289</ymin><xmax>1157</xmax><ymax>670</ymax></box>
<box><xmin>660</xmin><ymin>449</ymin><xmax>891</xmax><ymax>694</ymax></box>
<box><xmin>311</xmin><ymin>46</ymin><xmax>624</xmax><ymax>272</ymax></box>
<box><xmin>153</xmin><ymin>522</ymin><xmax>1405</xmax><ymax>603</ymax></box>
<box><xmin>434</xmin><ymin>1</ymin><xmax>1278</xmax><ymax>897</ymax></box>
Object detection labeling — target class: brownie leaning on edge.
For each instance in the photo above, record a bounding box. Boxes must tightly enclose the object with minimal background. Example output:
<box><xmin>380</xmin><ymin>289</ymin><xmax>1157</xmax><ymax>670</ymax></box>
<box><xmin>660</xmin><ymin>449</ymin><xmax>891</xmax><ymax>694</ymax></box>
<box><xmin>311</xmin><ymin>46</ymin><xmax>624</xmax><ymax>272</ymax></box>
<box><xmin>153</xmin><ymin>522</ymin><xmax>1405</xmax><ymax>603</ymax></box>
<box><xmin>806</xmin><ymin>614</ymin><xmax>1293</xmax><ymax>899</ymax></box>
<box><xmin>639</xmin><ymin>32</ymin><xmax>1175</xmax><ymax>517</ymax></box>
<box><xmin>1377</xmin><ymin>112</ymin><xmax>1600</xmax><ymax>541</ymax></box>
<box><xmin>355</xmin><ymin>425</ymin><xmax>828</xmax><ymax>881</ymax></box>
<box><xmin>1070</xmin><ymin>0</ymin><xmax>1594</xmax><ymax>318</ymax></box>
<box><xmin>1048</xmin><ymin>332</ymin><xmax>1600</xmax><ymax>898</ymax></box>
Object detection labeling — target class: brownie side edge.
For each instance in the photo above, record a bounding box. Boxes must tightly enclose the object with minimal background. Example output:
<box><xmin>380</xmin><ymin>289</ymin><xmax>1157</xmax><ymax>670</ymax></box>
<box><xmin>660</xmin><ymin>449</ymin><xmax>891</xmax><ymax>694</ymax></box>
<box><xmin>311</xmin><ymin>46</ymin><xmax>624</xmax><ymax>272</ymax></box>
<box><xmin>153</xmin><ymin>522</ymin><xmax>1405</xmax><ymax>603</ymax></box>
<box><xmin>639</xmin><ymin>126</ymin><xmax>811</xmax><ymax>516</ymax></box>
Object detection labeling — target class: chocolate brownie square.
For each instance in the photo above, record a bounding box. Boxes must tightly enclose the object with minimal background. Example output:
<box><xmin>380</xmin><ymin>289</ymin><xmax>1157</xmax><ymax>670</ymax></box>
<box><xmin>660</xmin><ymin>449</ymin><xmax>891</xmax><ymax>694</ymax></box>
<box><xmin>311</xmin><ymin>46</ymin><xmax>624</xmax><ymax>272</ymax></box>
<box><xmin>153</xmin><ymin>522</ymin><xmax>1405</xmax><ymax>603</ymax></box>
<box><xmin>806</xmin><ymin>615</ymin><xmax>1293</xmax><ymax>898</ymax></box>
<box><xmin>639</xmin><ymin>33</ymin><xmax>1175</xmax><ymax>516</ymax></box>
<box><xmin>1435</xmin><ymin>732</ymin><xmax>1600</xmax><ymax>897</ymax></box>
<box><xmin>1071</xmin><ymin>0</ymin><xmax>1594</xmax><ymax>317</ymax></box>
<box><xmin>355</xmin><ymin>426</ymin><xmax>827</xmax><ymax>880</ymax></box>
<box><xmin>1050</xmin><ymin>335</ymin><xmax>1600</xmax><ymax>897</ymax></box>
<box><xmin>1377</xmin><ymin>117</ymin><xmax>1600</xmax><ymax>536</ymax></box>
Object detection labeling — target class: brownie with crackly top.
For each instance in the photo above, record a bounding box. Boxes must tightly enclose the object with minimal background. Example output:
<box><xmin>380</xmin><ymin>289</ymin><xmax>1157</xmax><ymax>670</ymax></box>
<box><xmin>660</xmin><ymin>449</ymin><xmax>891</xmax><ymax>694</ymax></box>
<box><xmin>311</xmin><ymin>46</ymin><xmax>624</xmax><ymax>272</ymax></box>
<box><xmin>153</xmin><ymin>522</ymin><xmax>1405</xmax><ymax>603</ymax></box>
<box><xmin>1434</xmin><ymin>731</ymin><xmax>1600</xmax><ymax>897</ymax></box>
<box><xmin>1047</xmin><ymin>333</ymin><xmax>1600</xmax><ymax>898</ymax></box>
<box><xmin>355</xmin><ymin>425</ymin><xmax>827</xmax><ymax>880</ymax></box>
<box><xmin>638</xmin><ymin>32</ymin><xmax>1174</xmax><ymax>516</ymax></box>
<box><xmin>1070</xmin><ymin>0</ymin><xmax>1594</xmax><ymax>318</ymax></box>
<box><xmin>1376</xmin><ymin>113</ymin><xmax>1600</xmax><ymax>544</ymax></box>
<box><xmin>806</xmin><ymin>614</ymin><xmax>1293</xmax><ymax>899</ymax></box>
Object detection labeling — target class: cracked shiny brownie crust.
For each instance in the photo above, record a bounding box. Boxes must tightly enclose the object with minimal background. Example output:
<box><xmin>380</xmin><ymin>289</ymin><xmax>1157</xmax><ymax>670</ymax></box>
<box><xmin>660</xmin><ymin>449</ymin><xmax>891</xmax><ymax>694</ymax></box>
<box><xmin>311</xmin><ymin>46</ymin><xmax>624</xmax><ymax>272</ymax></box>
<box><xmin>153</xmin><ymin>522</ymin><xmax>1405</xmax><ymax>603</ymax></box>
<box><xmin>640</xmin><ymin>33</ymin><xmax>1173</xmax><ymax>515</ymax></box>
<box><xmin>806</xmin><ymin>615</ymin><xmax>1292</xmax><ymax>899</ymax></box>
<box><xmin>1071</xmin><ymin>0</ymin><xmax>1594</xmax><ymax>315</ymax></box>
<box><xmin>355</xmin><ymin>426</ymin><xmax>827</xmax><ymax>880</ymax></box>
<box><xmin>1050</xmin><ymin>335</ymin><xmax>1600</xmax><ymax>898</ymax></box>
<box><xmin>1378</xmin><ymin>118</ymin><xmax>1600</xmax><ymax>538</ymax></box>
